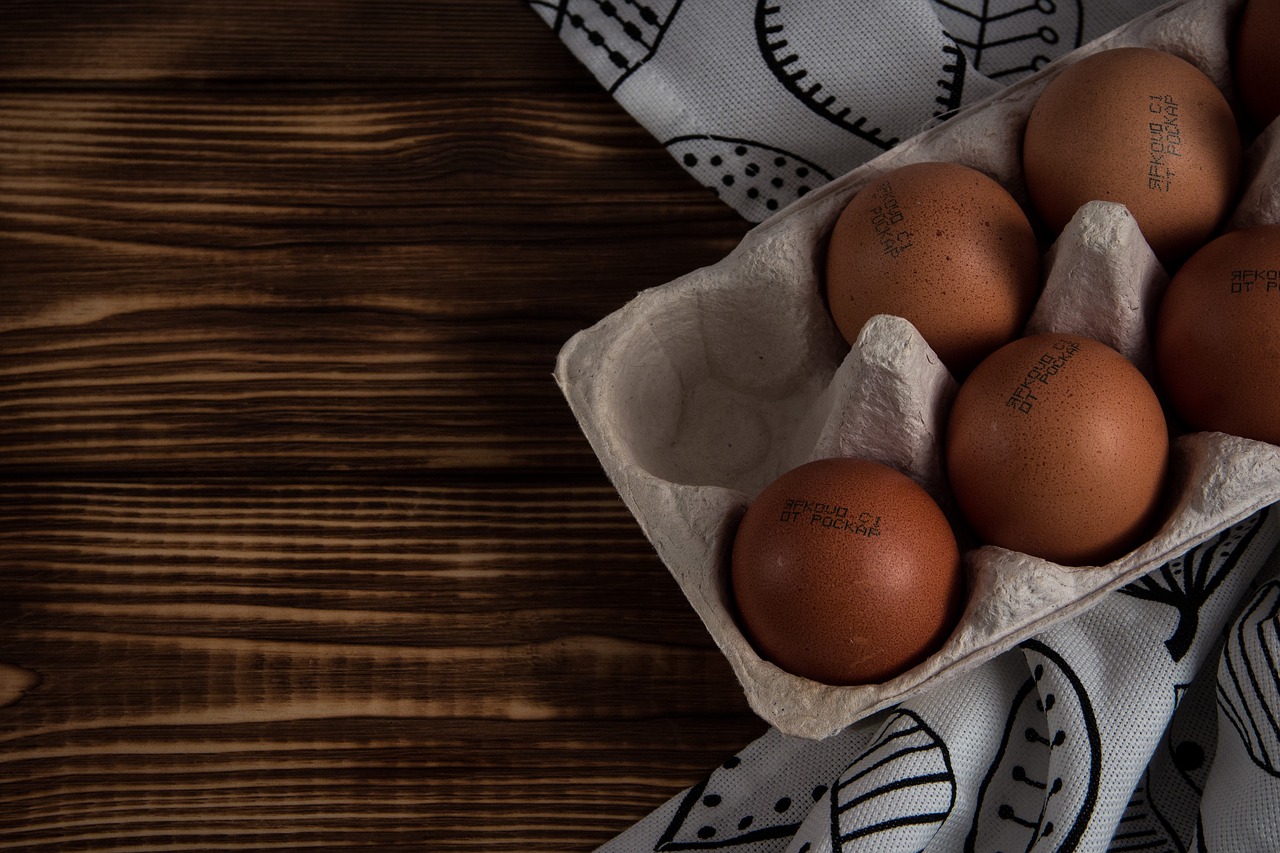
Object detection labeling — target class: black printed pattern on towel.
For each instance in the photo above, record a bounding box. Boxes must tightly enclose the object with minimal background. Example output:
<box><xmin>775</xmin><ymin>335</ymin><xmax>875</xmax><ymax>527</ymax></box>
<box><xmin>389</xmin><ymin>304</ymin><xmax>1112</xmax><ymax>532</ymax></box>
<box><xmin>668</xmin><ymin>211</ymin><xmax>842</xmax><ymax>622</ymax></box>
<box><xmin>652</xmin><ymin>740</ymin><xmax>861</xmax><ymax>851</ymax></box>
<box><xmin>1110</xmin><ymin>678</ymin><xmax>1218</xmax><ymax>853</ymax></box>
<box><xmin>937</xmin><ymin>35</ymin><xmax>968</xmax><ymax>117</ymax></box>
<box><xmin>1121</xmin><ymin>509</ymin><xmax>1271</xmax><ymax>663</ymax></box>
<box><xmin>528</xmin><ymin>0</ymin><xmax>683</xmax><ymax>93</ymax></box>
<box><xmin>1111</xmin><ymin>781</ymin><xmax>1170</xmax><ymax>853</ymax></box>
<box><xmin>756</xmin><ymin>1</ymin><xmax>910</xmax><ymax>149</ymax></box>
<box><xmin>929</xmin><ymin>0</ymin><xmax>1083</xmax><ymax>80</ymax></box>
<box><xmin>829</xmin><ymin>708</ymin><xmax>955</xmax><ymax>851</ymax></box>
<box><xmin>966</xmin><ymin>639</ymin><xmax>1101</xmax><ymax>853</ymax></box>
<box><xmin>1218</xmin><ymin>578</ymin><xmax>1280</xmax><ymax>777</ymax></box>
<box><xmin>664</xmin><ymin>135</ymin><xmax>834</xmax><ymax>219</ymax></box>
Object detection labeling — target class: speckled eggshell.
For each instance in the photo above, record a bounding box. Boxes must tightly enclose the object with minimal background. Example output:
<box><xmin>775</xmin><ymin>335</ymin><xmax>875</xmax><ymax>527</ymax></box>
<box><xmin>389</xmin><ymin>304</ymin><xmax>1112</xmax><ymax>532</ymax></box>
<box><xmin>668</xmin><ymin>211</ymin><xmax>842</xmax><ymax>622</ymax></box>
<box><xmin>730</xmin><ymin>457</ymin><xmax>964</xmax><ymax>686</ymax></box>
<box><xmin>945</xmin><ymin>333</ymin><xmax>1169</xmax><ymax>566</ymax></box>
<box><xmin>1235</xmin><ymin>0</ymin><xmax>1280</xmax><ymax>132</ymax></box>
<box><xmin>1023</xmin><ymin>47</ymin><xmax>1241</xmax><ymax>264</ymax></box>
<box><xmin>826</xmin><ymin>161</ymin><xmax>1041</xmax><ymax>376</ymax></box>
<box><xmin>1156</xmin><ymin>224</ymin><xmax>1280</xmax><ymax>445</ymax></box>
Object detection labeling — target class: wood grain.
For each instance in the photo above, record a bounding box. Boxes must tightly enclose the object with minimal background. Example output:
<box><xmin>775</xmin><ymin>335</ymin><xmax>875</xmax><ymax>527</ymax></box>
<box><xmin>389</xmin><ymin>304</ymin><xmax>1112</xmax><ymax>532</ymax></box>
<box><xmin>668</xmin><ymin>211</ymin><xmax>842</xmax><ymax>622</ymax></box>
<box><xmin>0</xmin><ymin>481</ymin><xmax>766</xmax><ymax>849</ymax></box>
<box><xmin>1</xmin><ymin>483</ymin><xmax>761</xmax><ymax>851</ymax></box>
<box><xmin>0</xmin><ymin>83</ymin><xmax>745</xmax><ymax>475</ymax></box>
<box><xmin>0</xmin><ymin>1</ymin><xmax>766</xmax><ymax>849</ymax></box>
<box><xmin>1</xmin><ymin>717</ymin><xmax>767</xmax><ymax>851</ymax></box>
<box><xmin>0</xmin><ymin>305</ymin><xmax>594</xmax><ymax>474</ymax></box>
<box><xmin>0</xmin><ymin>1</ymin><xmax>591</xmax><ymax>84</ymax></box>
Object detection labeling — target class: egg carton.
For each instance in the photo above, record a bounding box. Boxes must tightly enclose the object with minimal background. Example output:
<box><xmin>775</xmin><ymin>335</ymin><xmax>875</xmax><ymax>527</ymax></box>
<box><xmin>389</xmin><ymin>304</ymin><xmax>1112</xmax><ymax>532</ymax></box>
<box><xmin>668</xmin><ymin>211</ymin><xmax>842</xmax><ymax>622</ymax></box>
<box><xmin>554</xmin><ymin>0</ymin><xmax>1280</xmax><ymax>739</ymax></box>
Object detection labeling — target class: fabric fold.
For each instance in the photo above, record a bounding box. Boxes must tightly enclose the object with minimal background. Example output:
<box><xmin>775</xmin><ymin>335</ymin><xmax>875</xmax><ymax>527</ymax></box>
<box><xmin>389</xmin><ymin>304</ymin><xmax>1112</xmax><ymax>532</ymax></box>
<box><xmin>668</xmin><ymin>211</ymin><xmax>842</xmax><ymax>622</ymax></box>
<box><xmin>527</xmin><ymin>0</ymin><xmax>1166</xmax><ymax>221</ymax></box>
<box><xmin>598</xmin><ymin>509</ymin><xmax>1279</xmax><ymax>852</ymax></box>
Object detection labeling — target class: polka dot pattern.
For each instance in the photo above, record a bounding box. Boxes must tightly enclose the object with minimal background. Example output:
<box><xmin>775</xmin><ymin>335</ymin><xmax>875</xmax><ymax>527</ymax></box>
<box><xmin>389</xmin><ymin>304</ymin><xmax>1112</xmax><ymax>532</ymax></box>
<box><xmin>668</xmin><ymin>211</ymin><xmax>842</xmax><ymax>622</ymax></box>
<box><xmin>664</xmin><ymin>134</ymin><xmax>832</xmax><ymax>220</ymax></box>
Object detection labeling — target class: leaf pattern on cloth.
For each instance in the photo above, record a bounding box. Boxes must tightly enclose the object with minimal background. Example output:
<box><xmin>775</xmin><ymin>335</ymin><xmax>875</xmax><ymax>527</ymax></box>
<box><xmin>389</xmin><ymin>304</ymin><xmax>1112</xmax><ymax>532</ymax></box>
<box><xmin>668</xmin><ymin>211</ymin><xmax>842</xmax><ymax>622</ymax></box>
<box><xmin>1194</xmin><ymin>576</ymin><xmax>1280</xmax><ymax>851</ymax></box>
<box><xmin>526</xmin><ymin>0</ymin><xmax>684</xmax><ymax>93</ymax></box>
<box><xmin>1120</xmin><ymin>512</ymin><xmax>1271</xmax><ymax>662</ymax></box>
<box><xmin>1217</xmin><ymin>579</ymin><xmax>1280</xmax><ymax>777</ymax></box>
<box><xmin>646</xmin><ymin>726</ymin><xmax>881</xmax><ymax>851</ymax></box>
<box><xmin>830</xmin><ymin>709</ymin><xmax>955</xmax><ymax>851</ymax></box>
<box><xmin>1108</xmin><ymin>678</ymin><xmax>1217</xmax><ymax>853</ymax></box>
<box><xmin>928</xmin><ymin>0</ymin><xmax>1084</xmax><ymax>80</ymax></box>
<box><xmin>756</xmin><ymin>0</ymin><xmax>934</xmax><ymax>149</ymax></box>
<box><xmin>595</xmin><ymin>508</ymin><xmax>1280</xmax><ymax>853</ymax></box>
<box><xmin>662</xmin><ymin>135</ymin><xmax>833</xmax><ymax>220</ymax></box>
<box><xmin>529</xmin><ymin>0</ymin><xmax>1165</xmax><ymax>220</ymax></box>
<box><xmin>964</xmin><ymin>640</ymin><xmax>1100</xmax><ymax>853</ymax></box>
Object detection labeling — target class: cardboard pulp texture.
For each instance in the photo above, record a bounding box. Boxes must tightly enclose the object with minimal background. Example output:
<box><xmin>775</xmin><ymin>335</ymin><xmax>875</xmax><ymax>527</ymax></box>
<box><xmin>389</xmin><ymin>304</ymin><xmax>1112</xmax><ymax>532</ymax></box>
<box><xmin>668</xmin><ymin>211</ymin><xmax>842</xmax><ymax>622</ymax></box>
<box><xmin>554</xmin><ymin>0</ymin><xmax>1280</xmax><ymax>739</ymax></box>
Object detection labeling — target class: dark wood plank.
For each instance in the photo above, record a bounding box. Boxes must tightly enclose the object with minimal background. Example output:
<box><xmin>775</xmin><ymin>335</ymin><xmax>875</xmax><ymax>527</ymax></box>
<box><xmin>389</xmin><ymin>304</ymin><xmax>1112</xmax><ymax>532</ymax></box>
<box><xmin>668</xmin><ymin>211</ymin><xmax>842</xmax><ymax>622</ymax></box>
<box><xmin>0</xmin><ymin>480</ymin><xmax>735</xmax><ymax>653</ymax></box>
<box><xmin>0</xmin><ymin>84</ymin><xmax>749</xmax><ymax>476</ymax></box>
<box><xmin>0</xmin><ymin>86</ymin><xmax>744</xmax><ymax>316</ymax></box>
<box><xmin>0</xmin><ymin>2</ymin><xmax>769</xmax><ymax>849</ymax></box>
<box><xmin>0</xmin><ymin>87</ymin><xmax>742</xmax><ymax>240</ymax></box>
<box><xmin>0</xmin><ymin>480</ymin><xmax>765</xmax><ymax>849</ymax></box>
<box><xmin>0</xmin><ymin>718</ymin><xmax>766</xmax><ymax>851</ymax></box>
<box><xmin>0</xmin><ymin>0</ymin><xmax>591</xmax><ymax>85</ymax></box>
<box><xmin>0</xmin><ymin>305</ymin><xmax>597</xmax><ymax>475</ymax></box>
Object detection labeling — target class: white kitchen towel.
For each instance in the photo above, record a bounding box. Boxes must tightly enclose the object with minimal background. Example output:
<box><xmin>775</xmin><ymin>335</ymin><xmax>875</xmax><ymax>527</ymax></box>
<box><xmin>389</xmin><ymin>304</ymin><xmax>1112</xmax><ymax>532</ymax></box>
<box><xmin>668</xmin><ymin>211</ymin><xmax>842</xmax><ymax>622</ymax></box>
<box><xmin>527</xmin><ymin>0</ymin><xmax>1168</xmax><ymax>221</ymax></box>
<box><xmin>598</xmin><ymin>507</ymin><xmax>1280</xmax><ymax>852</ymax></box>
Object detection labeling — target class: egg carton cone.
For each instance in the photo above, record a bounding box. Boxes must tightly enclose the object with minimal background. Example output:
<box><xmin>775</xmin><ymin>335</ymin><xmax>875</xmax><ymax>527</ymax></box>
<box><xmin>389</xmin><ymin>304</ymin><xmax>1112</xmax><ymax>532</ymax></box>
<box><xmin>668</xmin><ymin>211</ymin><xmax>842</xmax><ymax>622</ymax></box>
<box><xmin>554</xmin><ymin>0</ymin><xmax>1280</xmax><ymax>740</ymax></box>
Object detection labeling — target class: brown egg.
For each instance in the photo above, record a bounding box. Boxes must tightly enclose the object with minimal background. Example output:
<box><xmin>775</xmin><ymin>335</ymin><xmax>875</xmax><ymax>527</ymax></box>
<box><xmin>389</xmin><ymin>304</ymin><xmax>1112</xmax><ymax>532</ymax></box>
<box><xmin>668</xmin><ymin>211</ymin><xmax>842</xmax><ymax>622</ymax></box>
<box><xmin>730</xmin><ymin>457</ymin><xmax>964</xmax><ymax>685</ymax></box>
<box><xmin>1155</xmin><ymin>224</ymin><xmax>1280</xmax><ymax>445</ymax></box>
<box><xmin>1022</xmin><ymin>47</ymin><xmax>1241</xmax><ymax>264</ymax></box>
<box><xmin>825</xmin><ymin>161</ymin><xmax>1041</xmax><ymax>376</ymax></box>
<box><xmin>1236</xmin><ymin>0</ymin><xmax>1280</xmax><ymax>131</ymax></box>
<box><xmin>945</xmin><ymin>334</ymin><xmax>1168</xmax><ymax>566</ymax></box>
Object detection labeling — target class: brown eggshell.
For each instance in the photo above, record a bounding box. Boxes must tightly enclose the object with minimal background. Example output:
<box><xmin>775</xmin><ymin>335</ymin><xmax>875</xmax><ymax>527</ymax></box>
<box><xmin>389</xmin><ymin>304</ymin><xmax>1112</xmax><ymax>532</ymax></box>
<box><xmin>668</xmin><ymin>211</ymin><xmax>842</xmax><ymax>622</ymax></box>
<box><xmin>945</xmin><ymin>333</ymin><xmax>1169</xmax><ymax>566</ymax></box>
<box><xmin>1022</xmin><ymin>47</ymin><xmax>1241</xmax><ymax>264</ymax></box>
<box><xmin>730</xmin><ymin>457</ymin><xmax>964</xmax><ymax>686</ymax></box>
<box><xmin>825</xmin><ymin>161</ymin><xmax>1041</xmax><ymax>376</ymax></box>
<box><xmin>1236</xmin><ymin>0</ymin><xmax>1280</xmax><ymax>132</ymax></box>
<box><xmin>1155</xmin><ymin>224</ymin><xmax>1280</xmax><ymax>445</ymax></box>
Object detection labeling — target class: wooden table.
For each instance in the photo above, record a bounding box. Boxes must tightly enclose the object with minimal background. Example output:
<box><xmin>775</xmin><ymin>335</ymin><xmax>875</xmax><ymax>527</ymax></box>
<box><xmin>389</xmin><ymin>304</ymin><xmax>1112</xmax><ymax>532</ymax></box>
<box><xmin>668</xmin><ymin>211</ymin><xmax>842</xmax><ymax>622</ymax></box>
<box><xmin>1</xmin><ymin>3</ymin><xmax>768</xmax><ymax>848</ymax></box>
